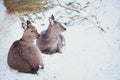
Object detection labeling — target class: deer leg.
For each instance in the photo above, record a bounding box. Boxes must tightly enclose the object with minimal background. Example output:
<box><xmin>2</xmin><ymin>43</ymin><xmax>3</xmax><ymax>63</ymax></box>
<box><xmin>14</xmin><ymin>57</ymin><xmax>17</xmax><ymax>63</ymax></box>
<box><xmin>28</xmin><ymin>66</ymin><xmax>39</xmax><ymax>74</ymax></box>
<box><xmin>39</xmin><ymin>64</ymin><xmax>44</xmax><ymax>69</ymax></box>
<box><xmin>56</xmin><ymin>35</ymin><xmax>65</xmax><ymax>53</ymax></box>
<box><xmin>59</xmin><ymin>34</ymin><xmax>66</xmax><ymax>47</ymax></box>
<box><xmin>56</xmin><ymin>44</ymin><xmax>62</xmax><ymax>53</ymax></box>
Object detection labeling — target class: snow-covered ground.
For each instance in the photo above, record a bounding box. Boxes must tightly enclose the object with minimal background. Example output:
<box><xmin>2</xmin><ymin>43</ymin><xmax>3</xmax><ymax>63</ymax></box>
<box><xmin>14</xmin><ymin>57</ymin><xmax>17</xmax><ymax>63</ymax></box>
<box><xmin>0</xmin><ymin>0</ymin><xmax>120</xmax><ymax>80</ymax></box>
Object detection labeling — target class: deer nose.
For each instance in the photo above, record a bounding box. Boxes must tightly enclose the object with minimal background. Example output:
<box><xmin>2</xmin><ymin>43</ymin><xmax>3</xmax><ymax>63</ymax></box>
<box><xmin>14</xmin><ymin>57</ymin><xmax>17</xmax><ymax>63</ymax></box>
<box><xmin>37</xmin><ymin>34</ymin><xmax>40</xmax><ymax>39</ymax></box>
<box><xmin>64</xmin><ymin>28</ymin><xmax>67</xmax><ymax>31</ymax></box>
<box><xmin>38</xmin><ymin>34</ymin><xmax>40</xmax><ymax>37</ymax></box>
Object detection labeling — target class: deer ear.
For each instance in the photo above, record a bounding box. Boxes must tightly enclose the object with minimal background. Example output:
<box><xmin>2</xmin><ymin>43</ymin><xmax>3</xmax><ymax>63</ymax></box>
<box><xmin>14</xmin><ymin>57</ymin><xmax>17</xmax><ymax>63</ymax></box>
<box><xmin>27</xmin><ymin>20</ymin><xmax>31</xmax><ymax>25</ymax></box>
<box><xmin>51</xmin><ymin>15</ymin><xmax>55</xmax><ymax>21</ymax></box>
<box><xmin>21</xmin><ymin>21</ymin><xmax>26</xmax><ymax>29</ymax></box>
<box><xmin>49</xmin><ymin>17</ymin><xmax>54</xmax><ymax>24</ymax></box>
<box><xmin>27</xmin><ymin>20</ymin><xmax>31</xmax><ymax>28</ymax></box>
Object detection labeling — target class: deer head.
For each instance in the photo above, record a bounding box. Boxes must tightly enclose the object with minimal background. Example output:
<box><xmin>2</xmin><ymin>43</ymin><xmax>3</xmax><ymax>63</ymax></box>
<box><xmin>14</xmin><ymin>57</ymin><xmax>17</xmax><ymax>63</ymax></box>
<box><xmin>22</xmin><ymin>20</ymin><xmax>40</xmax><ymax>43</ymax></box>
<box><xmin>48</xmin><ymin>15</ymin><xmax>66</xmax><ymax>33</ymax></box>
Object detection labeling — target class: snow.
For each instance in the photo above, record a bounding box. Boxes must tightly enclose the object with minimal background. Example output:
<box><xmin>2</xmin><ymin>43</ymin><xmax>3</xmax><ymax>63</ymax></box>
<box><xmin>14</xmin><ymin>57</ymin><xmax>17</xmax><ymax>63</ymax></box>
<box><xmin>0</xmin><ymin>0</ymin><xmax>6</xmax><ymax>24</ymax></box>
<box><xmin>0</xmin><ymin>0</ymin><xmax>120</xmax><ymax>80</ymax></box>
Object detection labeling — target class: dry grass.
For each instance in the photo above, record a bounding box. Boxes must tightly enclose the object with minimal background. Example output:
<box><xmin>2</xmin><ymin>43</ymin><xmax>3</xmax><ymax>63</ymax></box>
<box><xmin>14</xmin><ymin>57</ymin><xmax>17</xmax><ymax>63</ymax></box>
<box><xmin>4</xmin><ymin>0</ymin><xmax>47</xmax><ymax>14</ymax></box>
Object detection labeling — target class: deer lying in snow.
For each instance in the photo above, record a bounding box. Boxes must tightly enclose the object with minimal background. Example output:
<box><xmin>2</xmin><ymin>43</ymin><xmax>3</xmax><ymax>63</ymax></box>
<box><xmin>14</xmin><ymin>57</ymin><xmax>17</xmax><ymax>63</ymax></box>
<box><xmin>7</xmin><ymin>20</ymin><xmax>44</xmax><ymax>74</ymax></box>
<box><xmin>37</xmin><ymin>15</ymin><xmax>66</xmax><ymax>54</ymax></box>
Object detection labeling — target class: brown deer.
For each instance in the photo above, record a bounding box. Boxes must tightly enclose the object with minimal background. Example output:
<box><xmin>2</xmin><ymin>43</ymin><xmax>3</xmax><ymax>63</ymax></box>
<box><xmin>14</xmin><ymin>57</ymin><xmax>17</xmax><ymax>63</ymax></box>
<box><xmin>7</xmin><ymin>20</ymin><xmax>44</xmax><ymax>74</ymax></box>
<box><xmin>37</xmin><ymin>15</ymin><xmax>66</xmax><ymax>54</ymax></box>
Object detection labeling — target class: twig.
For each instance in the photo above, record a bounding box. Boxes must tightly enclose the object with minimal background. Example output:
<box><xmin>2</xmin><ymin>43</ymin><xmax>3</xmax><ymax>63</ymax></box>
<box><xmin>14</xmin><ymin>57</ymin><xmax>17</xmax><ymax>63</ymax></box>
<box><xmin>56</xmin><ymin>0</ymin><xmax>104</xmax><ymax>31</ymax></box>
<box><xmin>71</xmin><ymin>15</ymin><xmax>104</xmax><ymax>31</ymax></box>
<box><xmin>86</xmin><ymin>0</ymin><xmax>102</xmax><ymax>10</ymax></box>
<box><xmin>85</xmin><ymin>18</ymin><xmax>104</xmax><ymax>31</ymax></box>
<box><xmin>56</xmin><ymin>0</ymin><xmax>81</xmax><ymax>13</ymax></box>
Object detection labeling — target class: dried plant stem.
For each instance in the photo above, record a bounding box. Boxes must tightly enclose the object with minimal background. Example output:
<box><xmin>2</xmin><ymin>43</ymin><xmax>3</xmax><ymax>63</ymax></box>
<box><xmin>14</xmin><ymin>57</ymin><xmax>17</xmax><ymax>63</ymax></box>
<box><xmin>56</xmin><ymin>0</ymin><xmax>104</xmax><ymax>31</ymax></box>
<box><xmin>56</xmin><ymin>0</ymin><xmax>81</xmax><ymax>13</ymax></box>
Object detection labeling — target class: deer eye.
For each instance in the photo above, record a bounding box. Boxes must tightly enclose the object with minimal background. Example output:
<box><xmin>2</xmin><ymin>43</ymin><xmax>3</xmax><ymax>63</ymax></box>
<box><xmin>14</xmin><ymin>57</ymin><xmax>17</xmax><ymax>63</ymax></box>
<box><xmin>31</xmin><ymin>31</ymin><xmax>34</xmax><ymax>32</ymax></box>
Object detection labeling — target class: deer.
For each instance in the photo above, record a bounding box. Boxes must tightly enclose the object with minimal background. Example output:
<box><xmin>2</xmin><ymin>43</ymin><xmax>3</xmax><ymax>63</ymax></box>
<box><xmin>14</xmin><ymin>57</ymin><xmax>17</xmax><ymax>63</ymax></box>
<box><xmin>36</xmin><ymin>15</ymin><xmax>66</xmax><ymax>54</ymax></box>
<box><xmin>7</xmin><ymin>20</ymin><xmax>44</xmax><ymax>74</ymax></box>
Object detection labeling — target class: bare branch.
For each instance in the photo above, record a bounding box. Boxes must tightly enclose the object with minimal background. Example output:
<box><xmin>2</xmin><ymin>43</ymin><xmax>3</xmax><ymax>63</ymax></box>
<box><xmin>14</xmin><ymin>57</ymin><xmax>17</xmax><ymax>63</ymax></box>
<box><xmin>56</xmin><ymin>0</ymin><xmax>81</xmax><ymax>13</ymax></box>
<box><xmin>56</xmin><ymin>0</ymin><xmax>104</xmax><ymax>31</ymax></box>
<box><xmin>84</xmin><ymin>18</ymin><xmax>104</xmax><ymax>31</ymax></box>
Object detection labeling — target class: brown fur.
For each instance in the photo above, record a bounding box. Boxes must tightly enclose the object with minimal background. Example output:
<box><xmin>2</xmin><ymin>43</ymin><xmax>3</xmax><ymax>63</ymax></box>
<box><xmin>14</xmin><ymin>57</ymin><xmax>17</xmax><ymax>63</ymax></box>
<box><xmin>7</xmin><ymin>20</ymin><xmax>43</xmax><ymax>74</ymax></box>
<box><xmin>37</xmin><ymin>15</ymin><xmax>66</xmax><ymax>54</ymax></box>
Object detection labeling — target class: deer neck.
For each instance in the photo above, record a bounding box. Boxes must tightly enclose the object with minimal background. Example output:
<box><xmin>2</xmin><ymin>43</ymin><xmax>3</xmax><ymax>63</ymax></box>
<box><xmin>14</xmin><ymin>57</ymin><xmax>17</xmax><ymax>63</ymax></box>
<box><xmin>46</xmin><ymin>26</ymin><xmax>58</xmax><ymax>38</ymax></box>
<box><xmin>21</xmin><ymin>35</ymin><xmax>34</xmax><ymax>43</ymax></box>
